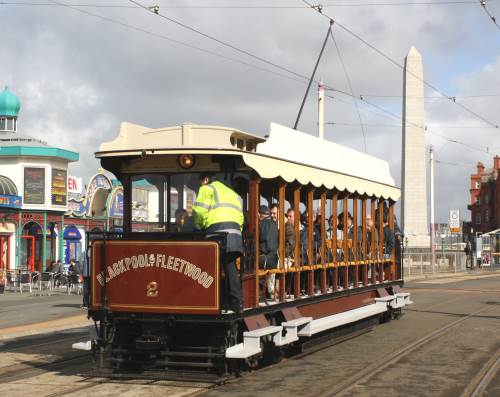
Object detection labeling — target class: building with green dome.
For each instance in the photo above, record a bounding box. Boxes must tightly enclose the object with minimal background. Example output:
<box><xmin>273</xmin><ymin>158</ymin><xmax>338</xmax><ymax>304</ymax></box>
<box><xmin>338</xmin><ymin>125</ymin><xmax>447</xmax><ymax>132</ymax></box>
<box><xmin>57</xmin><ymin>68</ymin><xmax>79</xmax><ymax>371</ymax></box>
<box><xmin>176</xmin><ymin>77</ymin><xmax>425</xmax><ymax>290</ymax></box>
<box><xmin>0</xmin><ymin>86</ymin><xmax>21</xmax><ymax>132</ymax></box>
<box><xmin>0</xmin><ymin>85</ymin><xmax>80</xmax><ymax>274</ymax></box>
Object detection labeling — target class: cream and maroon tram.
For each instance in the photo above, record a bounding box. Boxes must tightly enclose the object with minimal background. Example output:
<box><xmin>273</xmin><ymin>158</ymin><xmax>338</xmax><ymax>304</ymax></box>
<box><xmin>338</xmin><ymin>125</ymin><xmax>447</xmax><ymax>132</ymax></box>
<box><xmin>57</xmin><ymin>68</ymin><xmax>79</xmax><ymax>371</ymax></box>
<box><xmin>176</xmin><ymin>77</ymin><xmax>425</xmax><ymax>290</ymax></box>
<box><xmin>85</xmin><ymin>121</ymin><xmax>412</xmax><ymax>378</ymax></box>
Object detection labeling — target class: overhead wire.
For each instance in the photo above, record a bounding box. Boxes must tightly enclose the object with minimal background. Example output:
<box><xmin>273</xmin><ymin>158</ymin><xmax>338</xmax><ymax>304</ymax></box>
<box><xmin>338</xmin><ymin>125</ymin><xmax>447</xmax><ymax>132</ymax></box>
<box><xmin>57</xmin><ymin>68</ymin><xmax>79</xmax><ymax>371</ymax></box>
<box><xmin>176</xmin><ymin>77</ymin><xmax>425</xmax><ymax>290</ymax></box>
<box><xmin>300</xmin><ymin>0</ymin><xmax>500</xmax><ymax>128</ymax></box>
<box><xmin>330</xmin><ymin>29</ymin><xmax>367</xmax><ymax>151</ymax></box>
<box><xmin>478</xmin><ymin>0</ymin><xmax>500</xmax><ymax>31</ymax></box>
<box><xmin>43</xmin><ymin>1</ymin><xmax>496</xmax><ymax>156</ymax></box>
<box><xmin>358</xmin><ymin>93</ymin><xmax>500</xmax><ymax>99</ymax></box>
<box><xmin>127</xmin><ymin>0</ymin><xmax>312</xmax><ymax>82</ymax></box>
<box><xmin>127</xmin><ymin>0</ymin><xmax>499</xmax><ymax>132</ymax></box>
<box><xmin>0</xmin><ymin>1</ymin><xmax>489</xmax><ymax>7</ymax></box>
<box><xmin>325</xmin><ymin>122</ymin><xmax>499</xmax><ymax>129</ymax></box>
<box><xmin>45</xmin><ymin>1</ymin><xmax>310</xmax><ymax>86</ymax></box>
<box><xmin>435</xmin><ymin>160</ymin><xmax>478</xmax><ymax>167</ymax></box>
<box><xmin>325</xmin><ymin>92</ymin><xmax>493</xmax><ymax>155</ymax></box>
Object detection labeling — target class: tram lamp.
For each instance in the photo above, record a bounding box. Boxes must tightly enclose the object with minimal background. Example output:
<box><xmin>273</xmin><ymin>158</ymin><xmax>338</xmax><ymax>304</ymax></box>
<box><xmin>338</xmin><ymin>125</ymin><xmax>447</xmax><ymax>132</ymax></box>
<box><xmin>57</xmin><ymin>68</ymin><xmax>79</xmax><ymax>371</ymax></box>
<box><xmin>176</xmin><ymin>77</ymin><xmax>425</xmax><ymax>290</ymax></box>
<box><xmin>178</xmin><ymin>154</ymin><xmax>196</xmax><ymax>169</ymax></box>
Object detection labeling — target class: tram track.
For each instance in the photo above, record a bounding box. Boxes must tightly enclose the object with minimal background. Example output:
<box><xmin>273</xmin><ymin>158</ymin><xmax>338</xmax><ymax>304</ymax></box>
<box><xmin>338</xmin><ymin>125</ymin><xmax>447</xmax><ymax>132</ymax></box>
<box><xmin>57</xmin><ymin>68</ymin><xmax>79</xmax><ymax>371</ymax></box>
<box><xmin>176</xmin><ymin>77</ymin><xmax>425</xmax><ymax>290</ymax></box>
<box><xmin>407</xmin><ymin>287</ymin><xmax>500</xmax><ymax>294</ymax></box>
<box><xmin>0</xmin><ymin>352</ymin><xmax>90</xmax><ymax>383</ymax></box>
<box><xmin>318</xmin><ymin>304</ymin><xmax>495</xmax><ymax>397</ymax></box>
<box><xmin>0</xmin><ymin>332</ymin><xmax>90</xmax><ymax>354</ymax></box>
<box><xmin>461</xmin><ymin>347</ymin><xmax>500</xmax><ymax>397</ymax></box>
<box><xmin>39</xmin><ymin>376</ymin><xmax>210</xmax><ymax>397</ymax></box>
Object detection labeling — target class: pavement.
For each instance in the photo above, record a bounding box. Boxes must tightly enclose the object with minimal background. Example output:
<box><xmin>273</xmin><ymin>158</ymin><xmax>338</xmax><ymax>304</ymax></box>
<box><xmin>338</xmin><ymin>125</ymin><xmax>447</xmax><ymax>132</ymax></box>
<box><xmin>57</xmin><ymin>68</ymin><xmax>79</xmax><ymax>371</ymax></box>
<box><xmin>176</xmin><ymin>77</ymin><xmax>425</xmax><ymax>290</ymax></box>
<box><xmin>0</xmin><ymin>288</ymin><xmax>92</xmax><ymax>340</ymax></box>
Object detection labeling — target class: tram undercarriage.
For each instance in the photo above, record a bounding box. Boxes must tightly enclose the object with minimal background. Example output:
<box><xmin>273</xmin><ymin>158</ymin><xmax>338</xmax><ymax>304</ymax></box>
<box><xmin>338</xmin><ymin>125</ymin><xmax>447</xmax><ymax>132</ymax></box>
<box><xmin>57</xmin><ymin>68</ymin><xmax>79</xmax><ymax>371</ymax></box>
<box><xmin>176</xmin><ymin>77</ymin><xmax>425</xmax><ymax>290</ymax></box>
<box><xmin>83</xmin><ymin>283</ymin><xmax>411</xmax><ymax>381</ymax></box>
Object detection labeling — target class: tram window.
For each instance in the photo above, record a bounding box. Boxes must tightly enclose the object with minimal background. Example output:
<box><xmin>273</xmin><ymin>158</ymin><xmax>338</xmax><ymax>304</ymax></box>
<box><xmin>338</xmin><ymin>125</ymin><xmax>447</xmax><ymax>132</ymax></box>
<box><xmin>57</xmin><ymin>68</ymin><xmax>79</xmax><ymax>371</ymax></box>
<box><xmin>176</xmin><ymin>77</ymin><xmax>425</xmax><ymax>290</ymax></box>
<box><xmin>129</xmin><ymin>173</ymin><xmax>248</xmax><ymax>233</ymax></box>
<box><xmin>131</xmin><ymin>176</ymin><xmax>162</xmax><ymax>231</ymax></box>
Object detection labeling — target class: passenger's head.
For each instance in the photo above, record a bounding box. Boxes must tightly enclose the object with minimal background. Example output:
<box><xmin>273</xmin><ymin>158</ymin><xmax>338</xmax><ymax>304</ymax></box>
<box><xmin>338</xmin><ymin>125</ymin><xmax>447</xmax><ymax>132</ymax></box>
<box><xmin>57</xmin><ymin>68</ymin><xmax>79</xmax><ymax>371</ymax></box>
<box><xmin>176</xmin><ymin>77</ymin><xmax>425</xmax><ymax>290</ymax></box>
<box><xmin>367</xmin><ymin>215</ymin><xmax>374</xmax><ymax>228</ymax></box>
<box><xmin>270</xmin><ymin>203</ymin><xmax>278</xmax><ymax>222</ymax></box>
<box><xmin>328</xmin><ymin>215</ymin><xmax>335</xmax><ymax>228</ymax></box>
<box><xmin>286</xmin><ymin>208</ymin><xmax>295</xmax><ymax>223</ymax></box>
<box><xmin>337</xmin><ymin>212</ymin><xmax>353</xmax><ymax>230</ymax></box>
<box><xmin>259</xmin><ymin>205</ymin><xmax>270</xmax><ymax>220</ymax></box>
<box><xmin>175</xmin><ymin>208</ymin><xmax>189</xmax><ymax>225</ymax></box>
<box><xmin>199</xmin><ymin>172</ymin><xmax>215</xmax><ymax>186</ymax></box>
<box><xmin>314</xmin><ymin>210</ymin><xmax>322</xmax><ymax>224</ymax></box>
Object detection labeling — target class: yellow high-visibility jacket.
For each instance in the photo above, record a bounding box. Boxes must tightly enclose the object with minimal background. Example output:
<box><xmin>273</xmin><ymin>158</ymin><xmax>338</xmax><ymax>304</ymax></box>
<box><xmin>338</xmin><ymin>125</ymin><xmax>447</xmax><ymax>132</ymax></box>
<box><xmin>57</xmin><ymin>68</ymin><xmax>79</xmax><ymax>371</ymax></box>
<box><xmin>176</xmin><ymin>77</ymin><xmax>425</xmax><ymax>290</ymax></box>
<box><xmin>193</xmin><ymin>181</ymin><xmax>244</xmax><ymax>231</ymax></box>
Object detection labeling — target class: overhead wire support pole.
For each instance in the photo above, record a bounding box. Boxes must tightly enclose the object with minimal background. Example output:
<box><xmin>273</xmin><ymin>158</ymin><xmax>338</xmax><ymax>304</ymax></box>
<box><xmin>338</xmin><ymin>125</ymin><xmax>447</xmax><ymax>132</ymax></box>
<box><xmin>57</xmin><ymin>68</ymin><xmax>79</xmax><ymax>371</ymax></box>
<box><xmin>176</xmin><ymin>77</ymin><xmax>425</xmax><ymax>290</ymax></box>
<box><xmin>294</xmin><ymin>19</ymin><xmax>333</xmax><ymax>130</ymax></box>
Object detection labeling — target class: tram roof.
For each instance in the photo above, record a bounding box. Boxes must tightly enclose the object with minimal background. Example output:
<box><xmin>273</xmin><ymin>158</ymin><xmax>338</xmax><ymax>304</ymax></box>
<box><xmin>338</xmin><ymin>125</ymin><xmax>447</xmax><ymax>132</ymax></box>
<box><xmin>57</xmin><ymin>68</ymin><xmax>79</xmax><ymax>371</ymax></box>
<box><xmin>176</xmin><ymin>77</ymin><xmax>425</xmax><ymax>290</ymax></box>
<box><xmin>96</xmin><ymin>122</ymin><xmax>400</xmax><ymax>200</ymax></box>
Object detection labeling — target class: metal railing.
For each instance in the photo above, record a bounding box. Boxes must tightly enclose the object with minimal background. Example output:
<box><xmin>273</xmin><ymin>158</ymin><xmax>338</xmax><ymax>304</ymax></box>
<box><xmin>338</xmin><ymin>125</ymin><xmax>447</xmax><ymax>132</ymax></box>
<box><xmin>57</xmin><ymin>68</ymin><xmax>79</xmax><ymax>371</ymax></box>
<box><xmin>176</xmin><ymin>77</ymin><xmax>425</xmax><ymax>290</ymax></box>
<box><xmin>403</xmin><ymin>250</ymin><xmax>467</xmax><ymax>276</ymax></box>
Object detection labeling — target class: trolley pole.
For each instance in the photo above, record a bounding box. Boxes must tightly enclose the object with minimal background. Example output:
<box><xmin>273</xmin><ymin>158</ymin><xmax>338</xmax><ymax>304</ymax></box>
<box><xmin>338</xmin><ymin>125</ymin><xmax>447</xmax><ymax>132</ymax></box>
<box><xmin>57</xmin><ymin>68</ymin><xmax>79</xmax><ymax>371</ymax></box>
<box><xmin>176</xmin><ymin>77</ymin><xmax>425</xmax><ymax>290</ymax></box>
<box><xmin>430</xmin><ymin>146</ymin><xmax>436</xmax><ymax>272</ymax></box>
<box><xmin>318</xmin><ymin>80</ymin><xmax>325</xmax><ymax>139</ymax></box>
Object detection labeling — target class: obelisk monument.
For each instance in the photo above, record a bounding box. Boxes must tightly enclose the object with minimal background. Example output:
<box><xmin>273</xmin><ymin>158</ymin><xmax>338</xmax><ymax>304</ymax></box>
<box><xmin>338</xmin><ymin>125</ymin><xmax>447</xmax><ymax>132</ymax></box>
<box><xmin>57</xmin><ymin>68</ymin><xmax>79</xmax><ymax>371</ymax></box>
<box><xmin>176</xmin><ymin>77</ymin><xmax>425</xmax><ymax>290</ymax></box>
<box><xmin>401</xmin><ymin>46</ymin><xmax>430</xmax><ymax>247</ymax></box>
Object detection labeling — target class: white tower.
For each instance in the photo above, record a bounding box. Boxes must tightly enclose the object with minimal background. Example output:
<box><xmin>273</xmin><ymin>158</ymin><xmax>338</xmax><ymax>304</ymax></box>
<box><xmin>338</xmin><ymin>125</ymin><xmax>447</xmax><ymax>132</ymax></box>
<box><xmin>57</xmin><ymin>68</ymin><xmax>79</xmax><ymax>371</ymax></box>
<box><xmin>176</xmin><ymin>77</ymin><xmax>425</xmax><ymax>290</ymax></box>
<box><xmin>401</xmin><ymin>46</ymin><xmax>430</xmax><ymax>247</ymax></box>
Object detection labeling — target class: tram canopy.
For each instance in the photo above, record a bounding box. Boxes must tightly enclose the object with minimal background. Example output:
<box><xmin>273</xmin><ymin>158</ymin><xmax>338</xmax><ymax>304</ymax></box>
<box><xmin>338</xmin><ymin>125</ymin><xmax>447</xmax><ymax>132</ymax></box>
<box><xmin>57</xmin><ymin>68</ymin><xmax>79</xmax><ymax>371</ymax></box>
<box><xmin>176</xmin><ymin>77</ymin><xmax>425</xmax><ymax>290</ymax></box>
<box><xmin>96</xmin><ymin>122</ymin><xmax>400</xmax><ymax>200</ymax></box>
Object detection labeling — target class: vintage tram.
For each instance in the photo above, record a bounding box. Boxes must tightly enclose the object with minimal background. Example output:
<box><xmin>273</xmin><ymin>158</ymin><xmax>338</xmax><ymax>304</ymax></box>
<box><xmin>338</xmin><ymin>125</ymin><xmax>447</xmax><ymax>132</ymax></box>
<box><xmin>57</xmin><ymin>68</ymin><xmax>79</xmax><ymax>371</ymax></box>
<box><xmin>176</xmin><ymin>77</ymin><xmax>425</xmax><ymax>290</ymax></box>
<box><xmin>82</xmin><ymin>121</ymin><xmax>412</xmax><ymax>379</ymax></box>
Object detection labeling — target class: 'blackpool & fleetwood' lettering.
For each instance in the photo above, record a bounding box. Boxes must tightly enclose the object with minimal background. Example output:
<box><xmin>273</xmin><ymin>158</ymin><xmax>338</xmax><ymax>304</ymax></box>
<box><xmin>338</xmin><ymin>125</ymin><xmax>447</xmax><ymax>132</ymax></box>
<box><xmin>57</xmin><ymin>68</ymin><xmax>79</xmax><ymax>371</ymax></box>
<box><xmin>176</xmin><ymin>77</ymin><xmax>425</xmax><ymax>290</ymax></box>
<box><xmin>95</xmin><ymin>253</ymin><xmax>214</xmax><ymax>289</ymax></box>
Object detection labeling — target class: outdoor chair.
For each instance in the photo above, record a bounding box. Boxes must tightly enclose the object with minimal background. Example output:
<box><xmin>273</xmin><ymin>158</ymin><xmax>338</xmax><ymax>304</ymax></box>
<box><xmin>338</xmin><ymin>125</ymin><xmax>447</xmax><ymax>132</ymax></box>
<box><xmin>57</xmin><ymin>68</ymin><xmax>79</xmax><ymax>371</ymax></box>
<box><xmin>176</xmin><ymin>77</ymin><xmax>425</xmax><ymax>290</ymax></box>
<box><xmin>6</xmin><ymin>271</ymin><xmax>17</xmax><ymax>289</ymax></box>
<box><xmin>19</xmin><ymin>272</ymin><xmax>32</xmax><ymax>293</ymax></box>
<box><xmin>67</xmin><ymin>273</ymin><xmax>82</xmax><ymax>295</ymax></box>
<box><xmin>53</xmin><ymin>272</ymin><xmax>64</xmax><ymax>289</ymax></box>
<box><xmin>38</xmin><ymin>272</ymin><xmax>53</xmax><ymax>295</ymax></box>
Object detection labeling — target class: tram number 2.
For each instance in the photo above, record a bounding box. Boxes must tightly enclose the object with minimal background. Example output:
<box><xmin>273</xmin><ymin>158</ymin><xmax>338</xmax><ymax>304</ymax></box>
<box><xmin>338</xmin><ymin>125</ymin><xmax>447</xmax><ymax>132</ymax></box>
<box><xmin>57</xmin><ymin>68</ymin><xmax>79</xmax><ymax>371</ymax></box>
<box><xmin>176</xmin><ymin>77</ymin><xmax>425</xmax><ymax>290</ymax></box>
<box><xmin>146</xmin><ymin>281</ymin><xmax>158</xmax><ymax>297</ymax></box>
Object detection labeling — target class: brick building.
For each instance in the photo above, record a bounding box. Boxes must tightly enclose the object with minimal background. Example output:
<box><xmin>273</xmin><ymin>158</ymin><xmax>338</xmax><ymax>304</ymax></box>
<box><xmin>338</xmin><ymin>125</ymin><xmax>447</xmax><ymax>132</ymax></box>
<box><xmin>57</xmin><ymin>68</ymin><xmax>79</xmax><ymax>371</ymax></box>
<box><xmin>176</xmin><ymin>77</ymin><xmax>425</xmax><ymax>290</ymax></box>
<box><xmin>469</xmin><ymin>156</ymin><xmax>500</xmax><ymax>234</ymax></box>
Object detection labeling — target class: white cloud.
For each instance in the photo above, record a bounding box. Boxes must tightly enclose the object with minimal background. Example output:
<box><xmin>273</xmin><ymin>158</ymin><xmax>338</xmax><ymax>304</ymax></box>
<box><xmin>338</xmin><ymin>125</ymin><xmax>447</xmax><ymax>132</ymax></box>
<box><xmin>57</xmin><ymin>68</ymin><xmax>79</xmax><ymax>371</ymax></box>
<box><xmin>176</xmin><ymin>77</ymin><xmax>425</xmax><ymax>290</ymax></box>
<box><xmin>1</xmin><ymin>0</ymin><xmax>499</xmax><ymax>223</ymax></box>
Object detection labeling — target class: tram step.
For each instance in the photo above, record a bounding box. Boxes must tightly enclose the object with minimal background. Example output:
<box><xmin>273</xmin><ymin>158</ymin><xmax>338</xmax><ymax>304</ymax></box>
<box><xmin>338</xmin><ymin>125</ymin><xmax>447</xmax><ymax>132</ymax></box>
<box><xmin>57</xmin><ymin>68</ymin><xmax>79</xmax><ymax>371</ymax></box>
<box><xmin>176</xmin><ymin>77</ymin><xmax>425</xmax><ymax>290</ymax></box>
<box><xmin>298</xmin><ymin>302</ymin><xmax>388</xmax><ymax>337</ymax></box>
<box><xmin>375</xmin><ymin>294</ymin><xmax>412</xmax><ymax>309</ymax></box>
<box><xmin>160</xmin><ymin>351</ymin><xmax>223</xmax><ymax>358</ymax></box>
<box><xmin>226</xmin><ymin>325</ymin><xmax>283</xmax><ymax>359</ymax></box>
<box><xmin>72</xmin><ymin>341</ymin><xmax>92</xmax><ymax>351</ymax></box>
<box><xmin>156</xmin><ymin>360</ymin><xmax>215</xmax><ymax>368</ymax></box>
<box><xmin>395</xmin><ymin>292</ymin><xmax>413</xmax><ymax>305</ymax></box>
<box><xmin>275</xmin><ymin>317</ymin><xmax>313</xmax><ymax>346</ymax></box>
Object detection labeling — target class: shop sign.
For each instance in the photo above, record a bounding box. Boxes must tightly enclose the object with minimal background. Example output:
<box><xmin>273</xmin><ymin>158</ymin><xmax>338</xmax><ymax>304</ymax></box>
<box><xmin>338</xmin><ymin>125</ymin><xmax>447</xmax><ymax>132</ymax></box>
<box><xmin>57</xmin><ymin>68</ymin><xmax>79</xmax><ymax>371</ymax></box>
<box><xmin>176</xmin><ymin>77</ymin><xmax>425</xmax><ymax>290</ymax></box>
<box><xmin>22</xmin><ymin>213</ymin><xmax>43</xmax><ymax>222</ymax></box>
<box><xmin>68</xmin><ymin>175</ymin><xmax>83</xmax><ymax>194</ymax></box>
<box><xmin>67</xmin><ymin>200</ymin><xmax>85</xmax><ymax>215</ymax></box>
<box><xmin>449</xmin><ymin>209</ymin><xmax>460</xmax><ymax>233</ymax></box>
<box><xmin>0</xmin><ymin>194</ymin><xmax>22</xmax><ymax>209</ymax></box>
<box><xmin>51</xmin><ymin>169</ymin><xmax>67</xmax><ymax>206</ymax></box>
<box><xmin>24</xmin><ymin>167</ymin><xmax>45</xmax><ymax>204</ymax></box>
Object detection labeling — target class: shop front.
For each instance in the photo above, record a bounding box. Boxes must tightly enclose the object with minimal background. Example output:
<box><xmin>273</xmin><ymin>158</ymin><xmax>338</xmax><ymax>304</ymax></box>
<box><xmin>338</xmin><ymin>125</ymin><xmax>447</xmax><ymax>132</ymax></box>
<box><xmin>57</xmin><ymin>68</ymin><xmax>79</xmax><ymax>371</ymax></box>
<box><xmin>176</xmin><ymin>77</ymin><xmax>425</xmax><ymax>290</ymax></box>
<box><xmin>22</xmin><ymin>221</ymin><xmax>57</xmax><ymax>272</ymax></box>
<box><xmin>64</xmin><ymin>225</ymin><xmax>82</xmax><ymax>263</ymax></box>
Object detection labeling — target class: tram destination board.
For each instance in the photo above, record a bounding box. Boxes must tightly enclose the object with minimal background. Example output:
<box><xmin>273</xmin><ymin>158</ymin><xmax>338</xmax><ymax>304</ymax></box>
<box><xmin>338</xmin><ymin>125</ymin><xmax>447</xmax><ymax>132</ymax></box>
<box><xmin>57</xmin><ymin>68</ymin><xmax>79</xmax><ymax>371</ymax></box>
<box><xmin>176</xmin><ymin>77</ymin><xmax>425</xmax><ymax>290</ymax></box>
<box><xmin>91</xmin><ymin>240</ymin><xmax>220</xmax><ymax>314</ymax></box>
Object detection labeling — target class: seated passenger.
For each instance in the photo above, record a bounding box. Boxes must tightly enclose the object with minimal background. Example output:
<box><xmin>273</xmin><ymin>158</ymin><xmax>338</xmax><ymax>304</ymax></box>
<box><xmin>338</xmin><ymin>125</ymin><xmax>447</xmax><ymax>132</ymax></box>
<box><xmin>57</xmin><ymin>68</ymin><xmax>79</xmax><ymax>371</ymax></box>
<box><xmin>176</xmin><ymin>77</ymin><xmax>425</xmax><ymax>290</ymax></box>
<box><xmin>285</xmin><ymin>208</ymin><xmax>296</xmax><ymax>296</ymax></box>
<box><xmin>285</xmin><ymin>208</ymin><xmax>296</xmax><ymax>262</ymax></box>
<box><xmin>270</xmin><ymin>203</ymin><xmax>279</xmax><ymax>224</ymax></box>
<box><xmin>365</xmin><ymin>214</ymin><xmax>378</xmax><ymax>257</ymax></box>
<box><xmin>175</xmin><ymin>208</ymin><xmax>195</xmax><ymax>232</ymax></box>
<box><xmin>259</xmin><ymin>205</ymin><xmax>278</xmax><ymax>301</ymax></box>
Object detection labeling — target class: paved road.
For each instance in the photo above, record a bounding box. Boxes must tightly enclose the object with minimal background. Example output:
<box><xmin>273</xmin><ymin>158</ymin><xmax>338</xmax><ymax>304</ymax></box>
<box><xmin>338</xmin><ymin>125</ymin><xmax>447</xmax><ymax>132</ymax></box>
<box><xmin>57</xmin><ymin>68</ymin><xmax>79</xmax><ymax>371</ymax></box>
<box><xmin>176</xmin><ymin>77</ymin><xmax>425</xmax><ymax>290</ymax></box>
<box><xmin>0</xmin><ymin>273</ymin><xmax>498</xmax><ymax>396</ymax></box>
<box><xmin>0</xmin><ymin>289</ymin><xmax>84</xmax><ymax>329</ymax></box>
<box><xmin>202</xmin><ymin>274</ymin><xmax>500</xmax><ymax>397</ymax></box>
